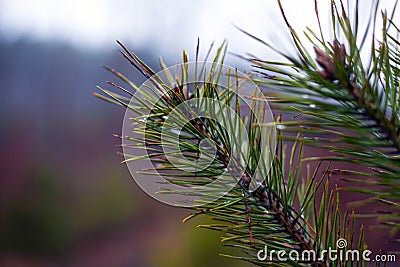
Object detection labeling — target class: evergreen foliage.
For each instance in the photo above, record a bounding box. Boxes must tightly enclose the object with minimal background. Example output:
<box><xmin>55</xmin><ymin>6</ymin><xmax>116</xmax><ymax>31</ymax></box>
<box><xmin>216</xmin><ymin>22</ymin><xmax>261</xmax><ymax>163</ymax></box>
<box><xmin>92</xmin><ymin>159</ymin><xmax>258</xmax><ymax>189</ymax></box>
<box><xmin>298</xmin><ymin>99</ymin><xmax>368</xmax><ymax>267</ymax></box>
<box><xmin>96</xmin><ymin>1</ymin><xmax>399</xmax><ymax>266</ymax></box>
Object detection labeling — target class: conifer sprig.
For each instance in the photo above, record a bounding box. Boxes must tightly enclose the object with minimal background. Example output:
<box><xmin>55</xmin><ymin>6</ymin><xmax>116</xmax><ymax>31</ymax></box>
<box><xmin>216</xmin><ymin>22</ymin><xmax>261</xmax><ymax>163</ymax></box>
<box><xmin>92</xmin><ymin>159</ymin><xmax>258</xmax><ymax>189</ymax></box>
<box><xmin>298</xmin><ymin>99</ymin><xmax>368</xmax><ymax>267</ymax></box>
<box><xmin>243</xmin><ymin>0</ymin><xmax>400</xmax><ymax>233</ymax></box>
<box><xmin>96</xmin><ymin>40</ymin><xmax>367</xmax><ymax>266</ymax></box>
<box><xmin>93</xmin><ymin>0</ymin><xmax>400</xmax><ymax>265</ymax></box>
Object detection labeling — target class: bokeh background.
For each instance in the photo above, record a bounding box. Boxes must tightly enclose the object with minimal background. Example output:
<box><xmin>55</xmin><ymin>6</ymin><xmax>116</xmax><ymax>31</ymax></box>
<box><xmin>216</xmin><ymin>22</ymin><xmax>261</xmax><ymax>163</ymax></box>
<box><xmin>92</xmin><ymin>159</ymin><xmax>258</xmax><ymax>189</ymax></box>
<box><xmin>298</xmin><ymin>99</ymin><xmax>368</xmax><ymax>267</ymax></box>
<box><xmin>0</xmin><ymin>0</ymin><xmax>398</xmax><ymax>266</ymax></box>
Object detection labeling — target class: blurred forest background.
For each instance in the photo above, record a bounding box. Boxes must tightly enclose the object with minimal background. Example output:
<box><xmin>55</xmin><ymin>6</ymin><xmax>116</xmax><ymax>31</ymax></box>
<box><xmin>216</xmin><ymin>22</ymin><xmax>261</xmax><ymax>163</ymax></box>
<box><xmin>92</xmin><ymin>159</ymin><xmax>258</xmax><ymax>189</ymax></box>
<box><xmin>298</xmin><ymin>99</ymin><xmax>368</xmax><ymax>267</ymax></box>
<box><xmin>0</xmin><ymin>0</ymin><xmax>398</xmax><ymax>266</ymax></box>
<box><xmin>0</xmin><ymin>0</ymin><xmax>275</xmax><ymax>266</ymax></box>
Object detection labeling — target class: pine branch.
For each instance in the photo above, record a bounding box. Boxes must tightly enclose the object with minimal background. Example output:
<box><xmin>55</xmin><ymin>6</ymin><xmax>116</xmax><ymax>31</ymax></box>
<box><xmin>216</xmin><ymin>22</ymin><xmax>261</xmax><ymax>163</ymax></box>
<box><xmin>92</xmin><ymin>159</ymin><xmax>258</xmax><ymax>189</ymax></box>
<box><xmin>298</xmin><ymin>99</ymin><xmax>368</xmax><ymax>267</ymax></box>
<box><xmin>183</xmin><ymin>97</ymin><xmax>317</xmax><ymax>254</ymax></box>
<box><xmin>245</xmin><ymin>0</ymin><xmax>400</xmax><ymax>233</ymax></box>
<box><xmin>92</xmin><ymin>0</ymin><xmax>400</xmax><ymax>263</ymax></box>
<box><xmin>95</xmin><ymin>40</ymin><xmax>368</xmax><ymax>266</ymax></box>
<box><xmin>314</xmin><ymin>40</ymin><xmax>400</xmax><ymax>152</ymax></box>
<box><xmin>186</xmin><ymin>113</ymin><xmax>323</xmax><ymax>265</ymax></box>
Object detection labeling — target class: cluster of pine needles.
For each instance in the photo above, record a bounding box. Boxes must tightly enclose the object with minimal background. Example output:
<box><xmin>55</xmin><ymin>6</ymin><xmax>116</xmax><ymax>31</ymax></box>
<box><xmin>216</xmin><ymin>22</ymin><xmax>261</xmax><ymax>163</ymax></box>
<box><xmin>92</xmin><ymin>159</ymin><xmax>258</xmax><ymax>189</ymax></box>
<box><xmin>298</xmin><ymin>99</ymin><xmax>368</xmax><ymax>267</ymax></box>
<box><xmin>96</xmin><ymin>1</ymin><xmax>400</xmax><ymax>266</ymax></box>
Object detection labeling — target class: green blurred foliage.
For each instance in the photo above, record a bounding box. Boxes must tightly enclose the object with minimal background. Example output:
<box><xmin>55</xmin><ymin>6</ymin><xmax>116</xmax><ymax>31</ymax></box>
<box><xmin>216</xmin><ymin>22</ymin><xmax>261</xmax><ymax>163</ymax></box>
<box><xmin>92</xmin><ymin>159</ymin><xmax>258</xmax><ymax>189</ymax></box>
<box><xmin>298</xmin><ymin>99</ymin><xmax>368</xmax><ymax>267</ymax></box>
<box><xmin>0</xmin><ymin>168</ymin><xmax>74</xmax><ymax>254</ymax></box>
<box><xmin>151</xmin><ymin>216</ymin><xmax>252</xmax><ymax>267</ymax></box>
<box><xmin>73</xmin><ymin>170</ymin><xmax>137</xmax><ymax>233</ymax></box>
<box><xmin>0</xmin><ymin>166</ymin><xmax>137</xmax><ymax>256</ymax></box>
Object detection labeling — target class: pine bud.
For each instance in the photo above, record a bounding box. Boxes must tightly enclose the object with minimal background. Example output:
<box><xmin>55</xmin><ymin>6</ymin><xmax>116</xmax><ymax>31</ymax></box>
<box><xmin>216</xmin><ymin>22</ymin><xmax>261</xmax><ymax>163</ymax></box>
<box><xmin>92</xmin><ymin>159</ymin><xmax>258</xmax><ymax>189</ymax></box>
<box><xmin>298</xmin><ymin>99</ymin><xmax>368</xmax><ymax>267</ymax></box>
<box><xmin>314</xmin><ymin>40</ymin><xmax>346</xmax><ymax>81</ymax></box>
